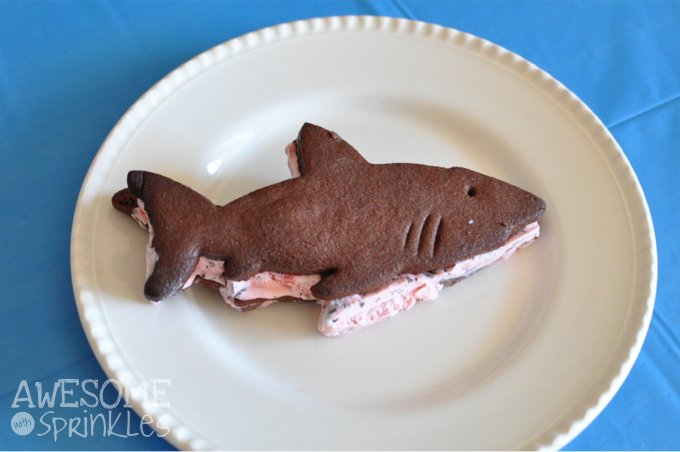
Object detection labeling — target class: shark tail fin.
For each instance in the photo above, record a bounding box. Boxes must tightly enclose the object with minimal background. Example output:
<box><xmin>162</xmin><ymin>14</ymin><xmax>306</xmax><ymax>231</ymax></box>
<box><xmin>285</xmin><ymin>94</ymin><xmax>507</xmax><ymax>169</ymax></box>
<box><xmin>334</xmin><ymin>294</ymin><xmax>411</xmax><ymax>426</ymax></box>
<box><xmin>127</xmin><ymin>170</ymin><xmax>216</xmax><ymax>302</ymax></box>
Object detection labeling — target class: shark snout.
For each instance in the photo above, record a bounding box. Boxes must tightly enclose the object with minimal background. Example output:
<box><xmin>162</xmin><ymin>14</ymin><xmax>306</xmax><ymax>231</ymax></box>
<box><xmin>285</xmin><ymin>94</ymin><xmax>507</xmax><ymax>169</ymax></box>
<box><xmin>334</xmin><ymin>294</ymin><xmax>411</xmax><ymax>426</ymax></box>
<box><xmin>454</xmin><ymin>167</ymin><xmax>546</xmax><ymax>230</ymax></box>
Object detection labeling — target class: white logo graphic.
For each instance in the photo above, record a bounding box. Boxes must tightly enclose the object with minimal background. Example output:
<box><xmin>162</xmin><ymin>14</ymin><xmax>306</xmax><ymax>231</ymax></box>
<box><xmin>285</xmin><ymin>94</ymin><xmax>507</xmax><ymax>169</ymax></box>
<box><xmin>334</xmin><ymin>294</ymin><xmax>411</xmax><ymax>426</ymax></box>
<box><xmin>11</xmin><ymin>412</ymin><xmax>34</xmax><ymax>435</ymax></box>
<box><xmin>10</xmin><ymin>379</ymin><xmax>172</xmax><ymax>441</ymax></box>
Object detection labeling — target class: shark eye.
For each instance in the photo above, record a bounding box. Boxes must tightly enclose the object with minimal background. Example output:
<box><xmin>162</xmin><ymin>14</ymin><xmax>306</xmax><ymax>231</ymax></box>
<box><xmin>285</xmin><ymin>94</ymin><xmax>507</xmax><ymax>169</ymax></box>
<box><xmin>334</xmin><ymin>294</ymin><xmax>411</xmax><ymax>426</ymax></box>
<box><xmin>467</xmin><ymin>187</ymin><xmax>477</xmax><ymax>197</ymax></box>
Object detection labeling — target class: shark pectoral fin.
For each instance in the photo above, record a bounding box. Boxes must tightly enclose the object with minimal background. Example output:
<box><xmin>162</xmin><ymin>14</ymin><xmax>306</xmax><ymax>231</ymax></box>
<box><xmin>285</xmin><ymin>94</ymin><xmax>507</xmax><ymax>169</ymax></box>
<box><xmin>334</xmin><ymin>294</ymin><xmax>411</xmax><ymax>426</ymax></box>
<box><xmin>294</xmin><ymin>123</ymin><xmax>369</xmax><ymax>177</ymax></box>
<box><xmin>311</xmin><ymin>267</ymin><xmax>390</xmax><ymax>301</ymax></box>
<box><xmin>144</xmin><ymin>245</ymin><xmax>200</xmax><ymax>302</ymax></box>
<box><xmin>223</xmin><ymin>257</ymin><xmax>261</xmax><ymax>281</ymax></box>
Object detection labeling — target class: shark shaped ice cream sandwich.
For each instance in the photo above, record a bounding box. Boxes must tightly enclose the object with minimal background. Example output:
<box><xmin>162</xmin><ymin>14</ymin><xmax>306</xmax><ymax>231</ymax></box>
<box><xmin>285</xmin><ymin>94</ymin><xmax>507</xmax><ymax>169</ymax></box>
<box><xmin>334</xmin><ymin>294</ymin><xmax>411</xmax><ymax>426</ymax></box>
<box><xmin>112</xmin><ymin>123</ymin><xmax>546</xmax><ymax>337</ymax></box>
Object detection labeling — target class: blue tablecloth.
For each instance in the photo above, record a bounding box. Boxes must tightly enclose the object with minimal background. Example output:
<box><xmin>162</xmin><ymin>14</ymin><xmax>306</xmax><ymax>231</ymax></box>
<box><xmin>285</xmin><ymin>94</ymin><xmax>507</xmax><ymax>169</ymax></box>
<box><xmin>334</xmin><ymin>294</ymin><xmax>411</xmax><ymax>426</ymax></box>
<box><xmin>1</xmin><ymin>1</ymin><xmax>678</xmax><ymax>450</ymax></box>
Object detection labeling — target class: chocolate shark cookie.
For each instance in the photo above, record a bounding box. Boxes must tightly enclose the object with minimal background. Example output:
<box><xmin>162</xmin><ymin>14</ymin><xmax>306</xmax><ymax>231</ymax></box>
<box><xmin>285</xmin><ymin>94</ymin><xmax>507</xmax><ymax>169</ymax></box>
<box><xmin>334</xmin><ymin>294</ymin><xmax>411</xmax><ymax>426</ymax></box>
<box><xmin>113</xmin><ymin>123</ymin><xmax>546</xmax><ymax>336</ymax></box>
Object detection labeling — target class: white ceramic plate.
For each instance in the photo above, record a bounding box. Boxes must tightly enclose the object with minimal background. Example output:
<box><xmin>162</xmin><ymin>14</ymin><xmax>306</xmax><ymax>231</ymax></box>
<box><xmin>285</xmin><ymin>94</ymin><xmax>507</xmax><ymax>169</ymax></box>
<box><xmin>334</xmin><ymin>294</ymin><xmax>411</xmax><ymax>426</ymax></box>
<box><xmin>71</xmin><ymin>17</ymin><xmax>656</xmax><ymax>450</ymax></box>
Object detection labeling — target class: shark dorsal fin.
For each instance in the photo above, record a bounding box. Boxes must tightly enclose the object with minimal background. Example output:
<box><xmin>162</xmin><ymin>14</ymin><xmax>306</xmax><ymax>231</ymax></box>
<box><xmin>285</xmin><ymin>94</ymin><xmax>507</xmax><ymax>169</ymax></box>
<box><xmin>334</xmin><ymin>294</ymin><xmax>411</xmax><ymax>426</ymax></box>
<box><xmin>294</xmin><ymin>123</ymin><xmax>369</xmax><ymax>177</ymax></box>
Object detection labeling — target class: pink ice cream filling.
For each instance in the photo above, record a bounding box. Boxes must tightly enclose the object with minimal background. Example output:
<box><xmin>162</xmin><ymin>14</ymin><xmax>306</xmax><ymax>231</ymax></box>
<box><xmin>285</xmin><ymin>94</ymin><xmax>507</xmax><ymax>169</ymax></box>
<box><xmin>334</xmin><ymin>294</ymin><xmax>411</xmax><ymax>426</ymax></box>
<box><xmin>133</xmin><ymin>141</ymin><xmax>541</xmax><ymax>336</ymax></box>
<box><xmin>316</xmin><ymin>222</ymin><xmax>538</xmax><ymax>337</ymax></box>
